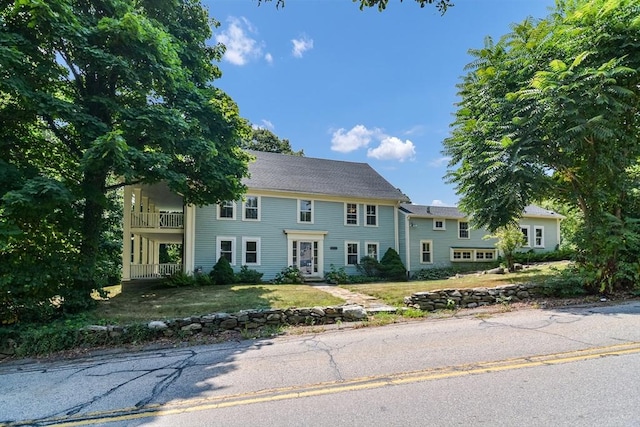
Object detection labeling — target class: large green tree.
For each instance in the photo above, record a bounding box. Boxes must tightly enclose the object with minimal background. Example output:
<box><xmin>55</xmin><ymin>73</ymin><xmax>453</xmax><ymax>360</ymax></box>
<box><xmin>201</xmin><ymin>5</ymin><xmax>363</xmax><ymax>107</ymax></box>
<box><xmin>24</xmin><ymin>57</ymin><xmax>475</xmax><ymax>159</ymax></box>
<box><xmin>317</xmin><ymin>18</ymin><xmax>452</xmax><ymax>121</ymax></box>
<box><xmin>443</xmin><ymin>0</ymin><xmax>640</xmax><ymax>292</ymax></box>
<box><xmin>242</xmin><ymin>127</ymin><xmax>304</xmax><ymax>155</ymax></box>
<box><xmin>261</xmin><ymin>0</ymin><xmax>452</xmax><ymax>12</ymax></box>
<box><xmin>0</xmin><ymin>0</ymin><xmax>250</xmax><ymax>318</ymax></box>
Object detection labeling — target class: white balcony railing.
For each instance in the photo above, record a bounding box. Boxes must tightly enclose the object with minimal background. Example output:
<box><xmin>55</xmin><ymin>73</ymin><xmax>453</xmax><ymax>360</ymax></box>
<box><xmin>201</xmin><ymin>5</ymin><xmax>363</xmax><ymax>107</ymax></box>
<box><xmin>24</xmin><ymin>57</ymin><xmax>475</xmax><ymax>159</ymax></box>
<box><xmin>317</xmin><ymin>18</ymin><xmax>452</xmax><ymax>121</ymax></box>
<box><xmin>131</xmin><ymin>212</ymin><xmax>184</xmax><ymax>229</ymax></box>
<box><xmin>130</xmin><ymin>263</ymin><xmax>182</xmax><ymax>279</ymax></box>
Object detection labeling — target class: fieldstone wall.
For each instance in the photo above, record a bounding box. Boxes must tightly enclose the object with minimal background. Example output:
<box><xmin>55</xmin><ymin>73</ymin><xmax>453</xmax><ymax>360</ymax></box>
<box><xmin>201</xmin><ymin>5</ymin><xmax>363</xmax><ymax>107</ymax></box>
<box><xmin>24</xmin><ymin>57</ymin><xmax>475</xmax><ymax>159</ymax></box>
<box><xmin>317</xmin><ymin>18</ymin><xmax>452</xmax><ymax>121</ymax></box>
<box><xmin>404</xmin><ymin>283</ymin><xmax>546</xmax><ymax>311</ymax></box>
<box><xmin>81</xmin><ymin>304</ymin><xmax>369</xmax><ymax>339</ymax></box>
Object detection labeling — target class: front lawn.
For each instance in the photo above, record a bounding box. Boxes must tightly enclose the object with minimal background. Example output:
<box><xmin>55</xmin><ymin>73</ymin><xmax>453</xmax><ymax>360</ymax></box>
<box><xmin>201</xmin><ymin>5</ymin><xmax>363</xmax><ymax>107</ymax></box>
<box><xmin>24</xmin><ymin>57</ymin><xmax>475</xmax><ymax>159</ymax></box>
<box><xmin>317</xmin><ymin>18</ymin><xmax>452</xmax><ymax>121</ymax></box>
<box><xmin>341</xmin><ymin>262</ymin><xmax>569</xmax><ymax>306</ymax></box>
<box><xmin>91</xmin><ymin>282</ymin><xmax>345</xmax><ymax>324</ymax></box>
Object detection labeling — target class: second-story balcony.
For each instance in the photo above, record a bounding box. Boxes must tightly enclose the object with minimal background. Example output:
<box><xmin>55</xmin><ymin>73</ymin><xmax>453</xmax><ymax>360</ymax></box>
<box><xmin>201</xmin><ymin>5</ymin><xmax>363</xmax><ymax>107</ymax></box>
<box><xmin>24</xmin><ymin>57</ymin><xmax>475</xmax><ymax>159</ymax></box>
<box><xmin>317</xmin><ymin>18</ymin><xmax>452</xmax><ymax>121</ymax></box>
<box><xmin>131</xmin><ymin>212</ymin><xmax>184</xmax><ymax>229</ymax></box>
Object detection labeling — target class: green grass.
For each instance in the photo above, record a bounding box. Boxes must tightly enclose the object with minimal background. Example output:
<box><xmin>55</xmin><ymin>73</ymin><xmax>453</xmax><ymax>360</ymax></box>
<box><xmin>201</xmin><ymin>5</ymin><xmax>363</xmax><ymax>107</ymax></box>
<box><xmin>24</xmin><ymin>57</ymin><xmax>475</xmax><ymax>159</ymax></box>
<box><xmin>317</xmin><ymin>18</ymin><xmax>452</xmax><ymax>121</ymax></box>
<box><xmin>341</xmin><ymin>262</ymin><xmax>569</xmax><ymax>306</ymax></box>
<box><xmin>91</xmin><ymin>282</ymin><xmax>345</xmax><ymax>324</ymax></box>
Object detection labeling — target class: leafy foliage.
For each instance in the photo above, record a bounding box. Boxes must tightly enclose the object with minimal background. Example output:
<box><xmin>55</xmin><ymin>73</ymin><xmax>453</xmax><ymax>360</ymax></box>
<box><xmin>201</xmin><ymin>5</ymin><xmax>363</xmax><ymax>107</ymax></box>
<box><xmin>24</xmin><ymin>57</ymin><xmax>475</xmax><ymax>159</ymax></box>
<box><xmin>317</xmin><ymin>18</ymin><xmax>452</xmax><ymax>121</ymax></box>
<box><xmin>259</xmin><ymin>0</ymin><xmax>453</xmax><ymax>13</ymax></box>
<box><xmin>325</xmin><ymin>265</ymin><xmax>350</xmax><ymax>284</ymax></box>
<box><xmin>235</xmin><ymin>266</ymin><xmax>264</xmax><ymax>284</ymax></box>
<box><xmin>242</xmin><ymin>127</ymin><xmax>304</xmax><ymax>155</ymax></box>
<box><xmin>357</xmin><ymin>256</ymin><xmax>382</xmax><ymax>277</ymax></box>
<box><xmin>210</xmin><ymin>257</ymin><xmax>236</xmax><ymax>286</ymax></box>
<box><xmin>443</xmin><ymin>0</ymin><xmax>640</xmax><ymax>292</ymax></box>
<box><xmin>0</xmin><ymin>0</ymin><xmax>250</xmax><ymax>319</ymax></box>
<box><xmin>272</xmin><ymin>266</ymin><xmax>305</xmax><ymax>284</ymax></box>
<box><xmin>484</xmin><ymin>224</ymin><xmax>526</xmax><ymax>271</ymax></box>
<box><xmin>378</xmin><ymin>248</ymin><xmax>407</xmax><ymax>281</ymax></box>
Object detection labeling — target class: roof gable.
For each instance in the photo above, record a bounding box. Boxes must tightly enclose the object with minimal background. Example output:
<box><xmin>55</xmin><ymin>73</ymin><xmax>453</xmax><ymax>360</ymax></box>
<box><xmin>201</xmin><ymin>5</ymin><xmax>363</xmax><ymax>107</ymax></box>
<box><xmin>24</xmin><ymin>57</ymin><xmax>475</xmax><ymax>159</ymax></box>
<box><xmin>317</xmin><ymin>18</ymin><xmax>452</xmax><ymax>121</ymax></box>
<box><xmin>244</xmin><ymin>151</ymin><xmax>409</xmax><ymax>202</ymax></box>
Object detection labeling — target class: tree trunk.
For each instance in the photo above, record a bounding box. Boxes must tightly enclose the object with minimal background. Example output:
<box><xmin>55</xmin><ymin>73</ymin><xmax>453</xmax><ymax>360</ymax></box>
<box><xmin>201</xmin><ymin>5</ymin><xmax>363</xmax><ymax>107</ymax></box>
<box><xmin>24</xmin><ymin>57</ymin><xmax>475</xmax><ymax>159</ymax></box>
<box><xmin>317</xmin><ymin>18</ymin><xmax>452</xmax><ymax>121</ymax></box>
<box><xmin>67</xmin><ymin>169</ymin><xmax>108</xmax><ymax>311</ymax></box>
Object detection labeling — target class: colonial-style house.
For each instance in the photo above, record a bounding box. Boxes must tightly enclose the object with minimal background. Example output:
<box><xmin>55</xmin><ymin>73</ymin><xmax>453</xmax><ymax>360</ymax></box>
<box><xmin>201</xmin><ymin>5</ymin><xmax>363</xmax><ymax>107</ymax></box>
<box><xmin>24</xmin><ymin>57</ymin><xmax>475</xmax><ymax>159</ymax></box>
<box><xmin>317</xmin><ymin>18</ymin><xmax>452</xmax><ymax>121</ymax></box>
<box><xmin>121</xmin><ymin>151</ymin><xmax>563</xmax><ymax>282</ymax></box>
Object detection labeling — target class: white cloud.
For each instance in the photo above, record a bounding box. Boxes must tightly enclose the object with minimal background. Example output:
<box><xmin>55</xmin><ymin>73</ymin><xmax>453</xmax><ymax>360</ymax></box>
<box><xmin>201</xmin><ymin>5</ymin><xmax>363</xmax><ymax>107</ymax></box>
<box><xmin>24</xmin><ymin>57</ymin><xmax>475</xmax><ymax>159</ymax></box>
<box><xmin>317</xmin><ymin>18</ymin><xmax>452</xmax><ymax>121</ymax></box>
<box><xmin>291</xmin><ymin>35</ymin><xmax>314</xmax><ymax>58</ymax></box>
<box><xmin>403</xmin><ymin>125</ymin><xmax>426</xmax><ymax>136</ymax></box>
<box><xmin>264</xmin><ymin>53</ymin><xmax>273</xmax><ymax>64</ymax></box>
<box><xmin>431</xmin><ymin>199</ymin><xmax>445</xmax><ymax>206</ymax></box>
<box><xmin>215</xmin><ymin>17</ymin><xmax>263</xmax><ymax>66</ymax></box>
<box><xmin>331</xmin><ymin>125</ymin><xmax>380</xmax><ymax>153</ymax></box>
<box><xmin>251</xmin><ymin>119</ymin><xmax>275</xmax><ymax>130</ymax></box>
<box><xmin>429</xmin><ymin>156</ymin><xmax>452</xmax><ymax>167</ymax></box>
<box><xmin>367</xmin><ymin>137</ymin><xmax>416</xmax><ymax>162</ymax></box>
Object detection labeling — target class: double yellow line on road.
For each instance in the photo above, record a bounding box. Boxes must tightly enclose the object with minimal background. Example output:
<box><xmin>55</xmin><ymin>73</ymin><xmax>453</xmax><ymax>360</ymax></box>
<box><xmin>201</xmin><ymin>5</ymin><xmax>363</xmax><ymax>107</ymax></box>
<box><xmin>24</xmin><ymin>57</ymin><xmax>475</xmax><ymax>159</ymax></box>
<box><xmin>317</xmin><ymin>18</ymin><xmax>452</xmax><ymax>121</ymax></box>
<box><xmin>6</xmin><ymin>341</ymin><xmax>640</xmax><ymax>427</ymax></box>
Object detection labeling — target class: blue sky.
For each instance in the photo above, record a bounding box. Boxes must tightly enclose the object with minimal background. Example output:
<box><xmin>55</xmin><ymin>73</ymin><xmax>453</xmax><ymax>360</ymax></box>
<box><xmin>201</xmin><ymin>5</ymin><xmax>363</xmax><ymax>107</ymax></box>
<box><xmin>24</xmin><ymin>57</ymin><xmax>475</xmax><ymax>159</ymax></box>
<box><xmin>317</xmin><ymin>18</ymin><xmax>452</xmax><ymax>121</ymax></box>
<box><xmin>203</xmin><ymin>0</ymin><xmax>556</xmax><ymax>206</ymax></box>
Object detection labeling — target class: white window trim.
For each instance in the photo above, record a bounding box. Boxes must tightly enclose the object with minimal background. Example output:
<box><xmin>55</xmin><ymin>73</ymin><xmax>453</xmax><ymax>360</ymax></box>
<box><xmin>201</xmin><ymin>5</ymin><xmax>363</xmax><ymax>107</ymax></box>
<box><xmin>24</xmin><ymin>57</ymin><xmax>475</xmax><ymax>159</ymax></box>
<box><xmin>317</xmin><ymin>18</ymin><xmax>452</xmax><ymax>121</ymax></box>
<box><xmin>433</xmin><ymin>218</ymin><xmax>446</xmax><ymax>231</ymax></box>
<box><xmin>420</xmin><ymin>239</ymin><xmax>433</xmax><ymax>264</ymax></box>
<box><xmin>216</xmin><ymin>236</ymin><xmax>236</xmax><ymax>266</ymax></box>
<box><xmin>241</xmin><ymin>237</ymin><xmax>261</xmax><ymax>266</ymax></box>
<box><xmin>458</xmin><ymin>221</ymin><xmax>470</xmax><ymax>239</ymax></box>
<box><xmin>365</xmin><ymin>241</ymin><xmax>379</xmax><ymax>260</ymax></box>
<box><xmin>534</xmin><ymin>226</ymin><xmax>545</xmax><ymax>248</ymax></box>
<box><xmin>242</xmin><ymin>196</ymin><xmax>261</xmax><ymax>222</ymax></box>
<box><xmin>345</xmin><ymin>241</ymin><xmax>359</xmax><ymax>266</ymax></box>
<box><xmin>344</xmin><ymin>202</ymin><xmax>359</xmax><ymax>226</ymax></box>
<box><xmin>450</xmin><ymin>248</ymin><xmax>497</xmax><ymax>262</ymax></box>
<box><xmin>520</xmin><ymin>225</ymin><xmax>531</xmax><ymax>247</ymax></box>
<box><xmin>365</xmin><ymin>204</ymin><xmax>378</xmax><ymax>227</ymax></box>
<box><xmin>297</xmin><ymin>199</ymin><xmax>314</xmax><ymax>224</ymax></box>
<box><xmin>217</xmin><ymin>201</ymin><xmax>236</xmax><ymax>220</ymax></box>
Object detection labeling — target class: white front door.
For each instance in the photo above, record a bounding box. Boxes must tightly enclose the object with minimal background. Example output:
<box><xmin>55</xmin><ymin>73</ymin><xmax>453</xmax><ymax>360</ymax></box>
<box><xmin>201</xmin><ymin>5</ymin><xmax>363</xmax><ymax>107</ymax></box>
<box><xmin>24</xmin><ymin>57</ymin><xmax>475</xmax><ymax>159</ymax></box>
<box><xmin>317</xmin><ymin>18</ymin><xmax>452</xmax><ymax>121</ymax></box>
<box><xmin>298</xmin><ymin>241</ymin><xmax>315</xmax><ymax>276</ymax></box>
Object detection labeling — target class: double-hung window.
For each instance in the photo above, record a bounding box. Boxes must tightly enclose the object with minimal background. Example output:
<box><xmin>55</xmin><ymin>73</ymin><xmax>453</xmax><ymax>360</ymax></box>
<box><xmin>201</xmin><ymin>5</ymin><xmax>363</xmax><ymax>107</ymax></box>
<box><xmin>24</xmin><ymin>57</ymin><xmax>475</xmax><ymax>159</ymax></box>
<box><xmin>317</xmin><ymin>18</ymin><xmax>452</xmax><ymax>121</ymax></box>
<box><xmin>458</xmin><ymin>221</ymin><xmax>470</xmax><ymax>239</ymax></box>
<box><xmin>366</xmin><ymin>242</ymin><xmax>379</xmax><ymax>260</ymax></box>
<box><xmin>365</xmin><ymin>205</ymin><xmax>377</xmax><ymax>226</ymax></box>
<box><xmin>299</xmin><ymin>199</ymin><xmax>313</xmax><ymax>223</ymax></box>
<box><xmin>420</xmin><ymin>240</ymin><xmax>433</xmax><ymax>264</ymax></box>
<box><xmin>218</xmin><ymin>201</ymin><xmax>235</xmax><ymax>220</ymax></box>
<box><xmin>216</xmin><ymin>236</ymin><xmax>236</xmax><ymax>265</ymax></box>
<box><xmin>243</xmin><ymin>196</ymin><xmax>260</xmax><ymax>221</ymax></box>
<box><xmin>346</xmin><ymin>242</ymin><xmax>359</xmax><ymax>265</ymax></box>
<box><xmin>242</xmin><ymin>237</ymin><xmax>260</xmax><ymax>265</ymax></box>
<box><xmin>345</xmin><ymin>203</ymin><xmax>358</xmax><ymax>225</ymax></box>
<box><xmin>534</xmin><ymin>226</ymin><xmax>544</xmax><ymax>248</ymax></box>
<box><xmin>520</xmin><ymin>226</ymin><xmax>531</xmax><ymax>247</ymax></box>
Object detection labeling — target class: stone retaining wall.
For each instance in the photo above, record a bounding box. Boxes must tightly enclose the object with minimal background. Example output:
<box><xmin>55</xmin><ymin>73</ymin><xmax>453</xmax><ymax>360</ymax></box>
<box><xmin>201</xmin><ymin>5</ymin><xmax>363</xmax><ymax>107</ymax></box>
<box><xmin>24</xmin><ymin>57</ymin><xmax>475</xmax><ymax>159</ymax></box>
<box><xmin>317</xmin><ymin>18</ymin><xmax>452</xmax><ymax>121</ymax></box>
<box><xmin>80</xmin><ymin>304</ymin><xmax>369</xmax><ymax>340</ymax></box>
<box><xmin>404</xmin><ymin>283</ymin><xmax>546</xmax><ymax>311</ymax></box>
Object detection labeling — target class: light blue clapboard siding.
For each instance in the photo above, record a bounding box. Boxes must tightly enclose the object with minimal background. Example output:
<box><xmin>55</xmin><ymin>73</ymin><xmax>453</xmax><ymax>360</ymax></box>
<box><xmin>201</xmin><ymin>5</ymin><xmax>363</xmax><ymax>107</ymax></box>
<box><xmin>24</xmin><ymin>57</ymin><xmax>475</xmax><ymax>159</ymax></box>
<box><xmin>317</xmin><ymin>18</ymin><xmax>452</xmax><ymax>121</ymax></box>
<box><xmin>402</xmin><ymin>214</ymin><xmax>561</xmax><ymax>275</ymax></box>
<box><xmin>194</xmin><ymin>196</ymin><xmax>399</xmax><ymax>280</ymax></box>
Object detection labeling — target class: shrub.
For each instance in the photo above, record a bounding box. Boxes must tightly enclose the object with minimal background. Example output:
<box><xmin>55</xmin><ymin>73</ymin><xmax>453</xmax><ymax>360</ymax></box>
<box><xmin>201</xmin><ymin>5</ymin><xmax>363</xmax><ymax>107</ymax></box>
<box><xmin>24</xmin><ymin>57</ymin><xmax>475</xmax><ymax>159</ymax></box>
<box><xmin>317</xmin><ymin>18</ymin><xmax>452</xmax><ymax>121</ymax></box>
<box><xmin>235</xmin><ymin>266</ymin><xmax>264</xmax><ymax>284</ymax></box>
<box><xmin>412</xmin><ymin>267</ymin><xmax>457</xmax><ymax>281</ymax></box>
<box><xmin>540</xmin><ymin>266</ymin><xmax>587</xmax><ymax>297</ymax></box>
<box><xmin>325</xmin><ymin>265</ymin><xmax>350</xmax><ymax>284</ymax></box>
<box><xmin>210</xmin><ymin>256</ymin><xmax>236</xmax><ymax>285</ymax></box>
<box><xmin>272</xmin><ymin>266</ymin><xmax>304</xmax><ymax>284</ymax></box>
<box><xmin>357</xmin><ymin>256</ymin><xmax>381</xmax><ymax>277</ymax></box>
<box><xmin>513</xmin><ymin>248</ymin><xmax>575</xmax><ymax>264</ymax></box>
<box><xmin>165</xmin><ymin>271</ymin><xmax>196</xmax><ymax>287</ymax></box>
<box><xmin>378</xmin><ymin>248</ymin><xmax>407</xmax><ymax>281</ymax></box>
<box><xmin>194</xmin><ymin>272</ymin><xmax>212</xmax><ymax>286</ymax></box>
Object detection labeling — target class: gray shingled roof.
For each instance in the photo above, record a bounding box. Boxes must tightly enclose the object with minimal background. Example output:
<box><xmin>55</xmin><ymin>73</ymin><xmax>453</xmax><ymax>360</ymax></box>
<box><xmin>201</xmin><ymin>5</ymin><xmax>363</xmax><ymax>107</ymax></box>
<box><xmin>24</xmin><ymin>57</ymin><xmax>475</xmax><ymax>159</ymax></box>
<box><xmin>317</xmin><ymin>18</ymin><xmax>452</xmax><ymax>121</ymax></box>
<box><xmin>244</xmin><ymin>151</ymin><xmax>410</xmax><ymax>202</ymax></box>
<box><xmin>400</xmin><ymin>203</ymin><xmax>564</xmax><ymax>219</ymax></box>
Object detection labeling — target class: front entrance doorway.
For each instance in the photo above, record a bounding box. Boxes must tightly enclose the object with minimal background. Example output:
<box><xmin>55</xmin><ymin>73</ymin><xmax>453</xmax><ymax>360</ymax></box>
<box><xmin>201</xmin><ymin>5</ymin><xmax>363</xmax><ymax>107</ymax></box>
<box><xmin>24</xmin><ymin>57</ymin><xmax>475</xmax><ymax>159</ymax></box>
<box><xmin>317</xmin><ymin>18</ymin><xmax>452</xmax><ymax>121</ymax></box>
<box><xmin>296</xmin><ymin>241</ymin><xmax>317</xmax><ymax>277</ymax></box>
<box><xmin>284</xmin><ymin>230</ymin><xmax>327</xmax><ymax>280</ymax></box>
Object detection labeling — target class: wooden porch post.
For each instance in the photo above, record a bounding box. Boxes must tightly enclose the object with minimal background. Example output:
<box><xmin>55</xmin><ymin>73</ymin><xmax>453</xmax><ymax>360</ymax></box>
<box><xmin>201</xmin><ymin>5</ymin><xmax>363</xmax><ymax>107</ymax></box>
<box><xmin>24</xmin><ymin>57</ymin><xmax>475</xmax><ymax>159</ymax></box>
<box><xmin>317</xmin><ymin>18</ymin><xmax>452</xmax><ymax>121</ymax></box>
<box><xmin>122</xmin><ymin>186</ymin><xmax>132</xmax><ymax>281</ymax></box>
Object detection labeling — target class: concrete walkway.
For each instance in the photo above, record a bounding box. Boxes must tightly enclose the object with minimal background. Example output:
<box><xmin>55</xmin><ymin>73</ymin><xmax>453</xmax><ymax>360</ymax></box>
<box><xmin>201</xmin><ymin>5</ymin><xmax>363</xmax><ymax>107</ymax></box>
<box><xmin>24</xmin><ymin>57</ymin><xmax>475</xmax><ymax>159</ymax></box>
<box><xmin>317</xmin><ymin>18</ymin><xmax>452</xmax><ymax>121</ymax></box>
<box><xmin>309</xmin><ymin>283</ymin><xmax>398</xmax><ymax>313</ymax></box>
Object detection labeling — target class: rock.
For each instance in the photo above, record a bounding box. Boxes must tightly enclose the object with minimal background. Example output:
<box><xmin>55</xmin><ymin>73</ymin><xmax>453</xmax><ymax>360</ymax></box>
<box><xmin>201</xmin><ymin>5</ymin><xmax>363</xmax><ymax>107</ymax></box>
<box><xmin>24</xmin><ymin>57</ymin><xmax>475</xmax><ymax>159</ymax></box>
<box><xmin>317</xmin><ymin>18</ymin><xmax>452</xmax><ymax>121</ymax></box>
<box><xmin>181</xmin><ymin>323</ymin><xmax>202</xmax><ymax>332</ymax></box>
<box><xmin>486</xmin><ymin>267</ymin><xmax>505</xmax><ymax>275</ymax></box>
<box><xmin>219</xmin><ymin>318</ymin><xmax>238</xmax><ymax>329</ymax></box>
<box><xmin>148</xmin><ymin>321</ymin><xmax>168</xmax><ymax>330</ymax></box>
<box><xmin>83</xmin><ymin>325</ymin><xmax>108</xmax><ymax>332</ymax></box>
<box><xmin>342</xmin><ymin>304</ymin><xmax>367</xmax><ymax>320</ymax></box>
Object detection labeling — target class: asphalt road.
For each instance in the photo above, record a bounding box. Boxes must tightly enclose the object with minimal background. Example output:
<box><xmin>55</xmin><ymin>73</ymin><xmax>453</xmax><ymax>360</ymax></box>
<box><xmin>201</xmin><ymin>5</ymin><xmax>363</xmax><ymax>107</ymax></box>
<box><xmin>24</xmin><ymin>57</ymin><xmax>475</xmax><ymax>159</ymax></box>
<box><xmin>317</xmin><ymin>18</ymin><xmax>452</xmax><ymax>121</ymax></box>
<box><xmin>1</xmin><ymin>301</ymin><xmax>639</xmax><ymax>426</ymax></box>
